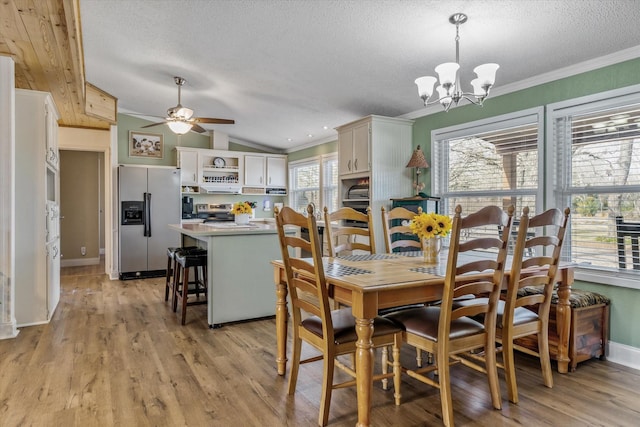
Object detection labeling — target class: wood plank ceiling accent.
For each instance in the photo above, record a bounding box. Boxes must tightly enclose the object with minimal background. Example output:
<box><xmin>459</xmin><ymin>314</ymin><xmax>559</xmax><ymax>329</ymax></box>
<box><xmin>0</xmin><ymin>0</ymin><xmax>115</xmax><ymax>129</ymax></box>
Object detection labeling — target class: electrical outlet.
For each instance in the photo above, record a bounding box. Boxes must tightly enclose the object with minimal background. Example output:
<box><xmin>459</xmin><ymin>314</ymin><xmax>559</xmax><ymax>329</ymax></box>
<box><xmin>81</xmin><ymin>246</ymin><xmax>86</xmax><ymax>256</ymax></box>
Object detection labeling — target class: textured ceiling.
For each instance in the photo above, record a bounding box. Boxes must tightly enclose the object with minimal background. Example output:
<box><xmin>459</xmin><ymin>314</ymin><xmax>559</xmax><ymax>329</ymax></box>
<box><xmin>80</xmin><ymin>0</ymin><xmax>640</xmax><ymax>151</ymax></box>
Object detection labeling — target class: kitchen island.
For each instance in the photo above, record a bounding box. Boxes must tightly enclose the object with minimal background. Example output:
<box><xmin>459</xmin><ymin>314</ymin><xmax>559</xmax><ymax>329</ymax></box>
<box><xmin>168</xmin><ymin>221</ymin><xmax>287</xmax><ymax>327</ymax></box>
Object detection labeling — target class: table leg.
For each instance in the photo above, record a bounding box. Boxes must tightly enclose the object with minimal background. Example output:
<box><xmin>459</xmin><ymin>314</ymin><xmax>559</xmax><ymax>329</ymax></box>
<box><xmin>555</xmin><ymin>268</ymin><xmax>574</xmax><ymax>374</ymax></box>
<box><xmin>354</xmin><ymin>316</ymin><xmax>374</xmax><ymax>427</ymax></box>
<box><xmin>274</xmin><ymin>270</ymin><xmax>289</xmax><ymax>376</ymax></box>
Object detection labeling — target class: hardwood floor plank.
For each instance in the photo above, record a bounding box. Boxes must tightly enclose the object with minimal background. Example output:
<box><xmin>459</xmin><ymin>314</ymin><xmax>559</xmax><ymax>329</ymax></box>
<box><xmin>1</xmin><ymin>265</ymin><xmax>639</xmax><ymax>426</ymax></box>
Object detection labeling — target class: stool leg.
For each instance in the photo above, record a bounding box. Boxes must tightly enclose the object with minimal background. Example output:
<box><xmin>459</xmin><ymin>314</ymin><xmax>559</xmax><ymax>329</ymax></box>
<box><xmin>172</xmin><ymin>263</ymin><xmax>181</xmax><ymax>312</ymax></box>
<box><xmin>165</xmin><ymin>254</ymin><xmax>173</xmax><ymax>301</ymax></box>
<box><xmin>181</xmin><ymin>267</ymin><xmax>189</xmax><ymax>325</ymax></box>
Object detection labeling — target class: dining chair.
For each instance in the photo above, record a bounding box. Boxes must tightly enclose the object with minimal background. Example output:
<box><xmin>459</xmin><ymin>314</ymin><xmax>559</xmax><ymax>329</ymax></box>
<box><xmin>454</xmin><ymin>207</ymin><xmax>570</xmax><ymax>404</ymax></box>
<box><xmin>384</xmin><ymin>205</ymin><xmax>514</xmax><ymax>427</ymax></box>
<box><xmin>381</xmin><ymin>206</ymin><xmax>423</xmax><ymax>253</ymax></box>
<box><xmin>275</xmin><ymin>204</ymin><xmax>403</xmax><ymax>426</ymax></box>
<box><xmin>323</xmin><ymin>206</ymin><xmax>375</xmax><ymax>256</ymax></box>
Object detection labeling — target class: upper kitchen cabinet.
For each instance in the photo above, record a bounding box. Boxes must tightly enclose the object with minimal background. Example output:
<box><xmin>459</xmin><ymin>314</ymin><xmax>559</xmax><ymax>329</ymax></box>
<box><xmin>336</xmin><ymin>115</ymin><xmax>414</xmax><ymax>247</ymax></box>
<box><xmin>14</xmin><ymin>89</ymin><xmax>61</xmax><ymax>326</ymax></box>
<box><xmin>244</xmin><ymin>154</ymin><xmax>288</xmax><ymax>195</ymax></box>
<box><xmin>176</xmin><ymin>147</ymin><xmax>199</xmax><ymax>187</ymax></box>
<box><xmin>338</xmin><ymin>120</ymin><xmax>370</xmax><ymax>176</ymax></box>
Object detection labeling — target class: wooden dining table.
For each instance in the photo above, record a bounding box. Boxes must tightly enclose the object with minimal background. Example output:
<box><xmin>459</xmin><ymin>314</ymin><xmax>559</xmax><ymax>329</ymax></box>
<box><xmin>271</xmin><ymin>251</ymin><xmax>575</xmax><ymax>427</ymax></box>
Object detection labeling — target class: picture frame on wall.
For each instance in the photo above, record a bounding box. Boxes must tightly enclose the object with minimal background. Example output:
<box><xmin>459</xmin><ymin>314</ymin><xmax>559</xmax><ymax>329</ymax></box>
<box><xmin>129</xmin><ymin>131</ymin><xmax>164</xmax><ymax>159</ymax></box>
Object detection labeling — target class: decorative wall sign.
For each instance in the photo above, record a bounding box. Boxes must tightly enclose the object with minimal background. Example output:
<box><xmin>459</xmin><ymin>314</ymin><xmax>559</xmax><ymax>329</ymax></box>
<box><xmin>129</xmin><ymin>131</ymin><xmax>163</xmax><ymax>159</ymax></box>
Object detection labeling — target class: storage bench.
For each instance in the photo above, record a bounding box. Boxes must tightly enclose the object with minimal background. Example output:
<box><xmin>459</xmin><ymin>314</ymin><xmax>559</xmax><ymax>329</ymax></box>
<box><xmin>513</xmin><ymin>287</ymin><xmax>610</xmax><ymax>372</ymax></box>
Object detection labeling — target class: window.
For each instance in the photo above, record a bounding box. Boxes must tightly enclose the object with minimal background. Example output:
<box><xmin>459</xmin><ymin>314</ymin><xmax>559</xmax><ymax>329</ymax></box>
<box><xmin>288</xmin><ymin>154</ymin><xmax>337</xmax><ymax>215</ymax></box>
<box><xmin>432</xmin><ymin>108</ymin><xmax>544</xmax><ymax>226</ymax></box>
<box><xmin>549</xmin><ymin>86</ymin><xmax>640</xmax><ymax>285</ymax></box>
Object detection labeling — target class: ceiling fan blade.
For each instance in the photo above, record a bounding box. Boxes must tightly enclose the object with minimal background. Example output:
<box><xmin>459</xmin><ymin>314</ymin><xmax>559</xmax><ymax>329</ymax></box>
<box><xmin>193</xmin><ymin>117</ymin><xmax>235</xmax><ymax>125</ymax></box>
<box><xmin>191</xmin><ymin>124</ymin><xmax>207</xmax><ymax>133</ymax></box>
<box><xmin>141</xmin><ymin>121</ymin><xmax>168</xmax><ymax>129</ymax></box>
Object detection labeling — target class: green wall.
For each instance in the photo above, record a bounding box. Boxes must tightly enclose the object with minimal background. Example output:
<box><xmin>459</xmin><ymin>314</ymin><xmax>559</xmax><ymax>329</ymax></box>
<box><xmin>288</xmin><ymin>140</ymin><xmax>338</xmax><ymax>162</ymax></box>
<box><xmin>412</xmin><ymin>57</ymin><xmax>640</xmax><ymax>349</ymax></box>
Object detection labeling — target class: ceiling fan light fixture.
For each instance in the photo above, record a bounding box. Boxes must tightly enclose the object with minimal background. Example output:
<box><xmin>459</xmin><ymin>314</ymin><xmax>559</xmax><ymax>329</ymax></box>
<box><xmin>167</xmin><ymin>120</ymin><xmax>193</xmax><ymax>135</ymax></box>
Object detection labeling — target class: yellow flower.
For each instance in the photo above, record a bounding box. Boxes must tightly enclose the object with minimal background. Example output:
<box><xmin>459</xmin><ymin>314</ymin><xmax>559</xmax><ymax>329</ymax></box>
<box><xmin>410</xmin><ymin>212</ymin><xmax>452</xmax><ymax>239</ymax></box>
<box><xmin>231</xmin><ymin>202</ymin><xmax>253</xmax><ymax>215</ymax></box>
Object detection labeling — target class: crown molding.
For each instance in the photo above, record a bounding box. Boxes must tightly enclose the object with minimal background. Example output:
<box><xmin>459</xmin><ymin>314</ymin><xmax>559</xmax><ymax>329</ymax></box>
<box><xmin>285</xmin><ymin>134</ymin><xmax>338</xmax><ymax>154</ymax></box>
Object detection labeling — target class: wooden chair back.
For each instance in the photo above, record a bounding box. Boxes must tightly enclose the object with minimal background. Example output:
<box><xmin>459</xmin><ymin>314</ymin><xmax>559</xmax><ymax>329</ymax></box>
<box><xmin>323</xmin><ymin>206</ymin><xmax>375</xmax><ymax>256</ymax></box>
<box><xmin>275</xmin><ymin>205</ymin><xmax>333</xmax><ymax>342</ymax></box>
<box><xmin>503</xmin><ymin>207</ymin><xmax>571</xmax><ymax>329</ymax></box>
<box><xmin>381</xmin><ymin>206</ymin><xmax>422</xmax><ymax>253</ymax></box>
<box><xmin>443</xmin><ymin>205</ymin><xmax>515</xmax><ymax>328</ymax></box>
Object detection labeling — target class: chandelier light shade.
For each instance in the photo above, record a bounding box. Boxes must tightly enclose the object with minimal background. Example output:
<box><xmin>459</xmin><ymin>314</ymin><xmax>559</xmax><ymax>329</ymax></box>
<box><xmin>415</xmin><ymin>13</ymin><xmax>499</xmax><ymax>111</ymax></box>
<box><xmin>406</xmin><ymin>145</ymin><xmax>430</xmax><ymax>195</ymax></box>
<box><xmin>167</xmin><ymin>120</ymin><xmax>193</xmax><ymax>135</ymax></box>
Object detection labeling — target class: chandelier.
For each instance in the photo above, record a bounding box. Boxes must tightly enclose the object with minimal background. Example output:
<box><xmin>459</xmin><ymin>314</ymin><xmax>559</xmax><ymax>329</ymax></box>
<box><xmin>415</xmin><ymin>13</ymin><xmax>499</xmax><ymax>112</ymax></box>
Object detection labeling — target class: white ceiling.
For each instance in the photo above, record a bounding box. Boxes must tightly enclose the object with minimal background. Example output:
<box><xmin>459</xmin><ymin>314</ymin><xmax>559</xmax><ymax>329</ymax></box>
<box><xmin>80</xmin><ymin>0</ymin><xmax>640</xmax><ymax>151</ymax></box>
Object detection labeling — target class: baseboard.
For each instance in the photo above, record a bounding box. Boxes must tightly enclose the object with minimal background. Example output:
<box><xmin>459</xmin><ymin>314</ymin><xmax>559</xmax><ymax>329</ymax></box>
<box><xmin>60</xmin><ymin>257</ymin><xmax>100</xmax><ymax>267</ymax></box>
<box><xmin>607</xmin><ymin>341</ymin><xmax>640</xmax><ymax>371</ymax></box>
<box><xmin>0</xmin><ymin>322</ymin><xmax>20</xmax><ymax>340</ymax></box>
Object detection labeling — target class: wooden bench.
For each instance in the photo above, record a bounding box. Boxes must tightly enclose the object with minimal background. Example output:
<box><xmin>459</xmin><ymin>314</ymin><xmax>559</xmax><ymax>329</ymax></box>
<box><xmin>513</xmin><ymin>287</ymin><xmax>610</xmax><ymax>372</ymax></box>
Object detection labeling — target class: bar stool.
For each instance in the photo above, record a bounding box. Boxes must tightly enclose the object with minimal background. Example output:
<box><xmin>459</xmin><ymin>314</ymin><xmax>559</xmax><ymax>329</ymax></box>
<box><xmin>173</xmin><ymin>248</ymin><xmax>208</xmax><ymax>325</ymax></box>
<box><xmin>165</xmin><ymin>246</ymin><xmax>198</xmax><ymax>302</ymax></box>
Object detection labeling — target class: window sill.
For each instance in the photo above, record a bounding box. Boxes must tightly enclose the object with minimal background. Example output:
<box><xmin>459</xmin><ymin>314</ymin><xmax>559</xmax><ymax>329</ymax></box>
<box><xmin>575</xmin><ymin>266</ymin><xmax>640</xmax><ymax>290</ymax></box>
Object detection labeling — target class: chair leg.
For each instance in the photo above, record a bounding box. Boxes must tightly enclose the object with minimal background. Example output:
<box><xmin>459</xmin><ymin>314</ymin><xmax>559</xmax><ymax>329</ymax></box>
<box><xmin>319</xmin><ymin>354</ymin><xmax>335</xmax><ymax>427</ymax></box>
<box><xmin>165</xmin><ymin>255</ymin><xmax>173</xmax><ymax>301</ymax></box>
<box><xmin>502</xmin><ymin>333</ymin><xmax>519</xmax><ymax>404</ymax></box>
<box><xmin>287</xmin><ymin>336</ymin><xmax>302</xmax><ymax>396</ymax></box>
<box><xmin>416</xmin><ymin>348</ymin><xmax>423</xmax><ymax>367</ymax></box>
<box><xmin>381</xmin><ymin>346</ymin><xmax>389</xmax><ymax>390</ymax></box>
<box><xmin>393</xmin><ymin>335</ymin><xmax>402</xmax><ymax>406</ymax></box>
<box><xmin>538</xmin><ymin>325</ymin><xmax>553</xmax><ymax>389</ymax></box>
<box><xmin>484</xmin><ymin>338</ymin><xmax>502</xmax><ymax>411</ymax></box>
<box><xmin>437</xmin><ymin>348</ymin><xmax>454</xmax><ymax>427</ymax></box>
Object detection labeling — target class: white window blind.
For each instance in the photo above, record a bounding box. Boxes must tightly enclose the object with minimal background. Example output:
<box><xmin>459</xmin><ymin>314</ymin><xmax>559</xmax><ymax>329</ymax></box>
<box><xmin>288</xmin><ymin>154</ymin><xmax>338</xmax><ymax>214</ymax></box>
<box><xmin>552</xmin><ymin>98</ymin><xmax>640</xmax><ymax>276</ymax></box>
<box><xmin>433</xmin><ymin>109</ymin><xmax>543</xmax><ymax>221</ymax></box>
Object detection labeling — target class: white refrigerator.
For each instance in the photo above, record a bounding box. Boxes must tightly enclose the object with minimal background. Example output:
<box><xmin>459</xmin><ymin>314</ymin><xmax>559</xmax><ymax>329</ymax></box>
<box><xmin>118</xmin><ymin>166</ymin><xmax>180</xmax><ymax>279</ymax></box>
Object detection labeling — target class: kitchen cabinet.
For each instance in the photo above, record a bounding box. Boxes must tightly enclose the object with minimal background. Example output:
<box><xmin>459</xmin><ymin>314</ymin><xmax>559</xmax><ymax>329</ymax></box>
<box><xmin>14</xmin><ymin>89</ymin><xmax>60</xmax><ymax>326</ymax></box>
<box><xmin>266</xmin><ymin>156</ymin><xmax>287</xmax><ymax>188</ymax></box>
<box><xmin>244</xmin><ymin>154</ymin><xmax>288</xmax><ymax>194</ymax></box>
<box><xmin>244</xmin><ymin>154</ymin><xmax>266</xmax><ymax>186</ymax></box>
<box><xmin>336</xmin><ymin>115</ymin><xmax>414</xmax><ymax>248</ymax></box>
<box><xmin>176</xmin><ymin>147</ymin><xmax>199</xmax><ymax>186</ymax></box>
<box><xmin>338</xmin><ymin>121</ymin><xmax>370</xmax><ymax>176</ymax></box>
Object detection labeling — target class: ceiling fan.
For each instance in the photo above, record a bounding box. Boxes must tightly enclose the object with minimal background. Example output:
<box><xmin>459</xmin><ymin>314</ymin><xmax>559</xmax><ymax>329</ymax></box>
<box><xmin>142</xmin><ymin>76</ymin><xmax>234</xmax><ymax>135</ymax></box>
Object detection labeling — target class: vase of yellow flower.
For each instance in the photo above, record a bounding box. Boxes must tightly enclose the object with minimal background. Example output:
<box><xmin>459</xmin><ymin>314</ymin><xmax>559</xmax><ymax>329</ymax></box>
<box><xmin>231</xmin><ymin>201</ymin><xmax>254</xmax><ymax>225</ymax></box>
<box><xmin>409</xmin><ymin>211</ymin><xmax>452</xmax><ymax>264</ymax></box>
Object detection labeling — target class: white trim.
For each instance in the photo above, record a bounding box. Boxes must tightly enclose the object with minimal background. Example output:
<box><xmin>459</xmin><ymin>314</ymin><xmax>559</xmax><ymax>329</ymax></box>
<box><xmin>60</xmin><ymin>257</ymin><xmax>100</xmax><ymax>268</ymax></box>
<box><xmin>402</xmin><ymin>46</ymin><xmax>640</xmax><ymax>121</ymax></box>
<box><xmin>607</xmin><ymin>341</ymin><xmax>640</xmax><ymax>371</ymax></box>
<box><xmin>285</xmin><ymin>135</ymin><xmax>337</xmax><ymax>153</ymax></box>
<box><xmin>575</xmin><ymin>268</ymin><xmax>640</xmax><ymax>290</ymax></box>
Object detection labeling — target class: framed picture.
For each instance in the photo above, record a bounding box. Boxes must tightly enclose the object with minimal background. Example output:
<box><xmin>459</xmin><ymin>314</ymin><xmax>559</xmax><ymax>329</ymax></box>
<box><xmin>129</xmin><ymin>131</ymin><xmax>164</xmax><ymax>159</ymax></box>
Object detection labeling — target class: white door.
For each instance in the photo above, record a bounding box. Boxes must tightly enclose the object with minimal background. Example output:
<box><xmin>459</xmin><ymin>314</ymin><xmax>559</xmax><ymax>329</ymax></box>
<box><xmin>266</xmin><ymin>156</ymin><xmax>287</xmax><ymax>187</ymax></box>
<box><xmin>352</xmin><ymin>122</ymin><xmax>370</xmax><ymax>173</ymax></box>
<box><xmin>178</xmin><ymin>149</ymin><xmax>199</xmax><ymax>185</ymax></box>
<box><xmin>338</xmin><ymin>129</ymin><xmax>354</xmax><ymax>175</ymax></box>
<box><xmin>245</xmin><ymin>155</ymin><xmax>265</xmax><ymax>186</ymax></box>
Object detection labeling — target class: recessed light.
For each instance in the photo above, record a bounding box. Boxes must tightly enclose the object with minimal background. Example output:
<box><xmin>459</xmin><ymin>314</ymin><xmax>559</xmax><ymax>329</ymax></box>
<box><xmin>308</xmin><ymin>134</ymin><xmax>313</xmax><ymax>138</ymax></box>
<box><xmin>287</xmin><ymin>138</ymin><xmax>292</xmax><ymax>142</ymax></box>
<box><xmin>323</xmin><ymin>126</ymin><xmax>328</xmax><ymax>130</ymax></box>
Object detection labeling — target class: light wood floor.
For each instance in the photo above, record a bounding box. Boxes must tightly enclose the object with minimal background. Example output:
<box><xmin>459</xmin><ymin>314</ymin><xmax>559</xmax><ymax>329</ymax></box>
<box><xmin>1</xmin><ymin>263</ymin><xmax>639</xmax><ymax>426</ymax></box>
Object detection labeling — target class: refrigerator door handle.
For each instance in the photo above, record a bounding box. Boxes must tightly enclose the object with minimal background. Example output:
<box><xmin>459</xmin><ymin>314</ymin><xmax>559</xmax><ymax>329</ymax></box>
<box><xmin>144</xmin><ymin>192</ymin><xmax>152</xmax><ymax>237</ymax></box>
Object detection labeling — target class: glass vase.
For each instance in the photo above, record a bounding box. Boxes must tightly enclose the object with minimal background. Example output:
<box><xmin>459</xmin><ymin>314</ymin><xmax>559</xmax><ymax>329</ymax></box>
<box><xmin>422</xmin><ymin>236</ymin><xmax>442</xmax><ymax>264</ymax></box>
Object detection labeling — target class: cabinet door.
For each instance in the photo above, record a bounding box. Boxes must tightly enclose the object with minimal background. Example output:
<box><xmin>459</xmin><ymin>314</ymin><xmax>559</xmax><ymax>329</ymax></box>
<box><xmin>45</xmin><ymin>99</ymin><xmax>59</xmax><ymax>170</ymax></box>
<box><xmin>178</xmin><ymin>149</ymin><xmax>199</xmax><ymax>185</ymax></box>
<box><xmin>266</xmin><ymin>156</ymin><xmax>287</xmax><ymax>187</ymax></box>
<box><xmin>46</xmin><ymin>239</ymin><xmax>61</xmax><ymax>320</ymax></box>
<box><xmin>352</xmin><ymin>122</ymin><xmax>370</xmax><ymax>173</ymax></box>
<box><xmin>245</xmin><ymin>155</ymin><xmax>266</xmax><ymax>186</ymax></box>
<box><xmin>338</xmin><ymin>129</ymin><xmax>354</xmax><ymax>175</ymax></box>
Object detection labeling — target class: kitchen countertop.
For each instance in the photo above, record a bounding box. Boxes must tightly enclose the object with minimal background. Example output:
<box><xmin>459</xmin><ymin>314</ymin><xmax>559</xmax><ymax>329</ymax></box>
<box><xmin>169</xmin><ymin>220</ymin><xmax>282</xmax><ymax>236</ymax></box>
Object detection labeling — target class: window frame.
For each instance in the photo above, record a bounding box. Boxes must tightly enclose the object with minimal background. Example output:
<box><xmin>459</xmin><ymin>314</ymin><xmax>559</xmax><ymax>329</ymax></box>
<box><xmin>431</xmin><ymin>107</ymin><xmax>545</xmax><ymax>217</ymax></box>
<box><xmin>547</xmin><ymin>83</ymin><xmax>640</xmax><ymax>289</ymax></box>
<box><xmin>288</xmin><ymin>153</ymin><xmax>338</xmax><ymax>214</ymax></box>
